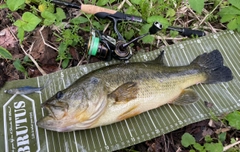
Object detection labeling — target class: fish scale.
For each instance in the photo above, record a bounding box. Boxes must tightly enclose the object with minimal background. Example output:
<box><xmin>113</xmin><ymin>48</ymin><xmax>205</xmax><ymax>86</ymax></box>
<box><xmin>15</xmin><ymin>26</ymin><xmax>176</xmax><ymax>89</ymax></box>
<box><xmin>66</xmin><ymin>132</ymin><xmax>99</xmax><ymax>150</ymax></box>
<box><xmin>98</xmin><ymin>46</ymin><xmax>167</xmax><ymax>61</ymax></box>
<box><xmin>37</xmin><ymin>50</ymin><xmax>233</xmax><ymax>132</ymax></box>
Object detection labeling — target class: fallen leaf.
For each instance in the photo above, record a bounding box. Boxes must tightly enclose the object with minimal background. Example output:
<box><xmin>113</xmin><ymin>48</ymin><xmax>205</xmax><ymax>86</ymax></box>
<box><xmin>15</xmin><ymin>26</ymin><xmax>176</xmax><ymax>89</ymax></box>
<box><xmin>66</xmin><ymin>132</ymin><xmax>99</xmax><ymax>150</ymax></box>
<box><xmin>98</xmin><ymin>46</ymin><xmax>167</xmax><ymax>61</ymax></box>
<box><xmin>0</xmin><ymin>26</ymin><xmax>18</xmax><ymax>53</ymax></box>
<box><xmin>30</xmin><ymin>27</ymin><xmax>58</xmax><ymax>65</ymax></box>
<box><xmin>28</xmin><ymin>65</ymin><xmax>60</xmax><ymax>77</ymax></box>
<box><xmin>215</xmin><ymin>127</ymin><xmax>231</xmax><ymax>134</ymax></box>
<box><xmin>208</xmin><ymin>119</ymin><xmax>216</xmax><ymax>128</ymax></box>
<box><xmin>202</xmin><ymin>128</ymin><xmax>214</xmax><ymax>137</ymax></box>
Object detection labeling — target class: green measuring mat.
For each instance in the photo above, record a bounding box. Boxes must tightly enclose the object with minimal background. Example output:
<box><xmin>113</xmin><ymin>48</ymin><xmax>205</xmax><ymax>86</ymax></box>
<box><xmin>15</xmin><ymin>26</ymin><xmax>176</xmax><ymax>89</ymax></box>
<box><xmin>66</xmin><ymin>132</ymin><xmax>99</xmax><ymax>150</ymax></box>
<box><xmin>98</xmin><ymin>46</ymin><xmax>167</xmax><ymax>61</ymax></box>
<box><xmin>1</xmin><ymin>30</ymin><xmax>239</xmax><ymax>152</ymax></box>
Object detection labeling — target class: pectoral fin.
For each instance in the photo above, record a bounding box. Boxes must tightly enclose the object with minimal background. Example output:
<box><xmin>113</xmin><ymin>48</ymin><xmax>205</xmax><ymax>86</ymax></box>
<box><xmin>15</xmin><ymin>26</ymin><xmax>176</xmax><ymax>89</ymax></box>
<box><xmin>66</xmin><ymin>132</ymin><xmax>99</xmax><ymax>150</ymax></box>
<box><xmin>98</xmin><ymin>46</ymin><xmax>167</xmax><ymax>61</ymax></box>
<box><xmin>108</xmin><ymin>82</ymin><xmax>139</xmax><ymax>103</ymax></box>
<box><xmin>171</xmin><ymin>89</ymin><xmax>199</xmax><ymax>105</ymax></box>
<box><xmin>117</xmin><ymin>105</ymin><xmax>140</xmax><ymax>121</ymax></box>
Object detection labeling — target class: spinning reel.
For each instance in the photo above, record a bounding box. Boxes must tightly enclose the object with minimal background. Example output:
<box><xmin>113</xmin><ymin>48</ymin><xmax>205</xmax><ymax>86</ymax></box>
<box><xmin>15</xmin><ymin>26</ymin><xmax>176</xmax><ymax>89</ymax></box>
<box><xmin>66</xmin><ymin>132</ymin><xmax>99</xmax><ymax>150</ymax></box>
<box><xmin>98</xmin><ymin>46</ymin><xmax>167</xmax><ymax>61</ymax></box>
<box><xmin>52</xmin><ymin>0</ymin><xmax>206</xmax><ymax>61</ymax></box>
<box><xmin>87</xmin><ymin>21</ymin><xmax>162</xmax><ymax>61</ymax></box>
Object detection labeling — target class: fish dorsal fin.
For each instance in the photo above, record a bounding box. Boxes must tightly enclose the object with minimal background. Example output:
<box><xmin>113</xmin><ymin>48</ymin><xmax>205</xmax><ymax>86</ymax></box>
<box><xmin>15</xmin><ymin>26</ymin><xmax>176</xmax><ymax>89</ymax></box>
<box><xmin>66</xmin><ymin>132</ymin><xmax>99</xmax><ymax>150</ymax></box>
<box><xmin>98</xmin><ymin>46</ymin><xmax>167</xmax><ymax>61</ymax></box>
<box><xmin>171</xmin><ymin>88</ymin><xmax>199</xmax><ymax>105</ymax></box>
<box><xmin>108</xmin><ymin>82</ymin><xmax>139</xmax><ymax>103</ymax></box>
<box><xmin>148</xmin><ymin>50</ymin><xmax>165</xmax><ymax>65</ymax></box>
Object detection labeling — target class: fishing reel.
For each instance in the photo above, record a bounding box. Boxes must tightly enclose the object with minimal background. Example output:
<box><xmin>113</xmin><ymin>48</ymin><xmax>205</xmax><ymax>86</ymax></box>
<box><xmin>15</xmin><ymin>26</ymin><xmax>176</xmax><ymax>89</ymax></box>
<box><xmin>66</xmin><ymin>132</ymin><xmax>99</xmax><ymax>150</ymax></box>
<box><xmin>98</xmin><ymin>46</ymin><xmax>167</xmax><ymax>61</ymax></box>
<box><xmin>87</xmin><ymin>21</ymin><xmax>163</xmax><ymax>61</ymax></box>
<box><xmin>51</xmin><ymin>0</ymin><xmax>206</xmax><ymax>61</ymax></box>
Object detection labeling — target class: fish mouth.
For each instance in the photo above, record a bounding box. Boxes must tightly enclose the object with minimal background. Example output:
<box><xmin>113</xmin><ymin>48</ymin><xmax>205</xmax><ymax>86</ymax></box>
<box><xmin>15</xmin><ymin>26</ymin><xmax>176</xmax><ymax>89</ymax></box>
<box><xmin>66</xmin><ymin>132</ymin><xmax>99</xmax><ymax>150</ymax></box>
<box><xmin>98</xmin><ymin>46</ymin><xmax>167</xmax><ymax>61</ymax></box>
<box><xmin>41</xmin><ymin>101</ymin><xmax>69</xmax><ymax>120</ymax></box>
<box><xmin>37</xmin><ymin>103</ymin><xmax>72</xmax><ymax>132</ymax></box>
<box><xmin>37</xmin><ymin>93</ymin><xmax>108</xmax><ymax>132</ymax></box>
<box><xmin>37</xmin><ymin>116</ymin><xmax>70</xmax><ymax>132</ymax></box>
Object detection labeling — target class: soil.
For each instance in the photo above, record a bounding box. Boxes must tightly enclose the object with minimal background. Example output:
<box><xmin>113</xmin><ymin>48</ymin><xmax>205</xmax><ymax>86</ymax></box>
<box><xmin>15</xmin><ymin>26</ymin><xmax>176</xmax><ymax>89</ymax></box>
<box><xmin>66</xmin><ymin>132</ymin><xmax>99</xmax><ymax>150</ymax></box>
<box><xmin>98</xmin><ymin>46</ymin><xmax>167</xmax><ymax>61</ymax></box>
<box><xmin>115</xmin><ymin>119</ymin><xmax>240</xmax><ymax>151</ymax></box>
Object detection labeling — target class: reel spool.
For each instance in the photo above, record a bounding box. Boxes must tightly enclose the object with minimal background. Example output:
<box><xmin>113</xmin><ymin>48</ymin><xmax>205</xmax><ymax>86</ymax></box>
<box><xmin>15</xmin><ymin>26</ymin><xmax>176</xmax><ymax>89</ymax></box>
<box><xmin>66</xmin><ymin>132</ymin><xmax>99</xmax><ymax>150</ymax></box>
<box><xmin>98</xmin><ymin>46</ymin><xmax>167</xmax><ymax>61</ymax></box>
<box><xmin>87</xmin><ymin>30</ymin><xmax>111</xmax><ymax>60</ymax></box>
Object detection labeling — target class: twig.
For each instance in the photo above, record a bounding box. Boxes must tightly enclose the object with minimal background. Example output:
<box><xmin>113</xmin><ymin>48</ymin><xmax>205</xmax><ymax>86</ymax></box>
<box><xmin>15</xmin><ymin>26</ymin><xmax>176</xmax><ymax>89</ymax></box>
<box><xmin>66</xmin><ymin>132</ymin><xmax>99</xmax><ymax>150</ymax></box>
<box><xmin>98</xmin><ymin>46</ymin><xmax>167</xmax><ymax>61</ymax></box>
<box><xmin>117</xmin><ymin>0</ymin><xmax>127</xmax><ymax>10</ymax></box>
<box><xmin>206</xmin><ymin>22</ymin><xmax>217</xmax><ymax>33</ymax></box>
<box><xmin>39</xmin><ymin>26</ymin><xmax>58</xmax><ymax>51</ymax></box>
<box><xmin>77</xmin><ymin>53</ymin><xmax>87</xmax><ymax>66</ymax></box>
<box><xmin>125</xmin><ymin>0</ymin><xmax>132</xmax><ymax>6</ymax></box>
<box><xmin>187</xmin><ymin>7</ymin><xmax>201</xmax><ymax>22</ymax></box>
<box><xmin>223</xmin><ymin>140</ymin><xmax>240</xmax><ymax>151</ymax></box>
<box><xmin>155</xmin><ymin>35</ymin><xmax>186</xmax><ymax>41</ymax></box>
<box><xmin>199</xmin><ymin>0</ymin><xmax>224</xmax><ymax>26</ymax></box>
<box><xmin>20</xmin><ymin>43</ymin><xmax>47</xmax><ymax>75</ymax></box>
<box><xmin>7</xmin><ymin>25</ymin><xmax>18</xmax><ymax>40</ymax></box>
<box><xmin>7</xmin><ymin>26</ymin><xmax>47</xmax><ymax>75</ymax></box>
<box><xmin>103</xmin><ymin>0</ymin><xmax>127</xmax><ymax>33</ymax></box>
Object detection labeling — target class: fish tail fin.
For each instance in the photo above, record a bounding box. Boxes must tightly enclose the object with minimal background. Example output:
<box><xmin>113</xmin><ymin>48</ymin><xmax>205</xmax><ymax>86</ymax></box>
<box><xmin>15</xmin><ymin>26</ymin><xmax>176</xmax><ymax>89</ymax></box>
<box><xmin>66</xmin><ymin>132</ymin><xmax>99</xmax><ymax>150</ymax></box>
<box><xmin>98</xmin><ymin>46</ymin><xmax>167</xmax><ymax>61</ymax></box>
<box><xmin>191</xmin><ymin>50</ymin><xmax>233</xmax><ymax>84</ymax></box>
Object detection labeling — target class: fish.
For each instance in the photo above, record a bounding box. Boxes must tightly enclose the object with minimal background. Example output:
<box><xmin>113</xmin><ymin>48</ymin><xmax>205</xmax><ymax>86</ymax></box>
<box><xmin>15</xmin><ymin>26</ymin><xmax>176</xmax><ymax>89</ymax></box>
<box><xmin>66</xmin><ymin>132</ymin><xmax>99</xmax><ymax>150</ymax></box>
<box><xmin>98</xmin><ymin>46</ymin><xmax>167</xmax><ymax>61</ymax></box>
<box><xmin>37</xmin><ymin>50</ymin><xmax>233</xmax><ymax>132</ymax></box>
<box><xmin>4</xmin><ymin>79</ymin><xmax>51</xmax><ymax>95</ymax></box>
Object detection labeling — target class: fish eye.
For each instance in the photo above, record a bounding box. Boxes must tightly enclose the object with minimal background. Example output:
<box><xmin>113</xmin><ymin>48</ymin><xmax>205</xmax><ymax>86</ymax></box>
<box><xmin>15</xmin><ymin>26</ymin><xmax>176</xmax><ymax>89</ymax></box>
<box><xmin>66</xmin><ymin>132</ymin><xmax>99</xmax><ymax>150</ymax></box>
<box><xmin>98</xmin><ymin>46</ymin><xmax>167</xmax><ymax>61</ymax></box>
<box><xmin>56</xmin><ymin>91</ymin><xmax>64</xmax><ymax>99</ymax></box>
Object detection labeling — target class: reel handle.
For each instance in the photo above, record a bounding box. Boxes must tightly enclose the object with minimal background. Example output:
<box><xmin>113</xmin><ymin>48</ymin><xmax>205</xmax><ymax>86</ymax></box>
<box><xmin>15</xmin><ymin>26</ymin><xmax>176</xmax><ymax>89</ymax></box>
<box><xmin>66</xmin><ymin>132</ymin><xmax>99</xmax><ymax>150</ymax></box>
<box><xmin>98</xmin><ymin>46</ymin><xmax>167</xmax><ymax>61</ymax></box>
<box><xmin>81</xmin><ymin>4</ymin><xmax>116</xmax><ymax>15</ymax></box>
<box><xmin>167</xmin><ymin>26</ymin><xmax>205</xmax><ymax>37</ymax></box>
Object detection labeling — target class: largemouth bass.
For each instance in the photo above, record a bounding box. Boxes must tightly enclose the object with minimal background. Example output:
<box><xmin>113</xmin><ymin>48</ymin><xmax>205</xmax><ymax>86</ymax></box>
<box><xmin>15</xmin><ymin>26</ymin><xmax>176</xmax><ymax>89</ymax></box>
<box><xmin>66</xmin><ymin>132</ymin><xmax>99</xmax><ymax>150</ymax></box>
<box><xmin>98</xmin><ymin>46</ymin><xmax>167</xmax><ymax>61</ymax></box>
<box><xmin>37</xmin><ymin>50</ymin><xmax>233</xmax><ymax>132</ymax></box>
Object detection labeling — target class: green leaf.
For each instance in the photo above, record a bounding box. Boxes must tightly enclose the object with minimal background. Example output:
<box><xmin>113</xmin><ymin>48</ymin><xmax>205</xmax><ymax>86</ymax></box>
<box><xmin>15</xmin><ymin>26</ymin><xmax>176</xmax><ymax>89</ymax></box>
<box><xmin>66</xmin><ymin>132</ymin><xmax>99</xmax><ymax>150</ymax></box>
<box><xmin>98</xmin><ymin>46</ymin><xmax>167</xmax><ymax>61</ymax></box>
<box><xmin>23</xmin><ymin>55</ymin><xmax>31</xmax><ymax>63</ymax></box>
<box><xmin>139</xmin><ymin>24</ymin><xmax>151</xmax><ymax>35</ymax></box>
<box><xmin>126</xmin><ymin>5</ymin><xmax>141</xmax><ymax>16</ymax></box>
<box><xmin>229</xmin><ymin>0</ymin><xmax>240</xmax><ymax>10</ymax></box>
<box><xmin>226</xmin><ymin>111</ymin><xmax>240</xmax><ymax>129</ymax></box>
<box><xmin>71</xmin><ymin>16</ymin><xmax>89</xmax><ymax>24</ymax></box>
<box><xmin>14</xmin><ymin>20</ymin><xmax>24</xmax><ymax>28</ymax></box>
<box><xmin>204</xmin><ymin>135</ymin><xmax>213</xmax><ymax>143</ymax></box>
<box><xmin>17</xmin><ymin>28</ymin><xmax>25</xmax><ymax>43</ymax></box>
<box><xmin>166</xmin><ymin>8</ymin><xmax>176</xmax><ymax>17</ymax></box>
<box><xmin>96</xmin><ymin>0</ymin><xmax>108</xmax><ymax>6</ymax></box>
<box><xmin>92</xmin><ymin>21</ymin><xmax>104</xmax><ymax>31</ymax></box>
<box><xmin>230</xmin><ymin>137</ymin><xmax>237</xmax><ymax>144</ymax></box>
<box><xmin>140</xmin><ymin>0</ymin><xmax>150</xmax><ymax>19</ymax></box>
<box><xmin>57</xmin><ymin>42</ymin><xmax>68</xmax><ymax>61</ymax></box>
<box><xmin>220</xmin><ymin>15</ymin><xmax>235</xmax><ymax>23</ymax></box>
<box><xmin>188</xmin><ymin>0</ymin><xmax>204</xmax><ymax>14</ymax></box>
<box><xmin>237</xmin><ymin>25</ymin><xmax>240</xmax><ymax>32</ymax></box>
<box><xmin>46</xmin><ymin>3</ymin><xmax>55</xmax><ymax>13</ymax></box>
<box><xmin>124</xmin><ymin>29</ymin><xmax>135</xmax><ymax>40</ymax></box>
<box><xmin>0</xmin><ymin>46</ymin><xmax>12</xmax><ymax>59</ymax></box>
<box><xmin>236</xmin><ymin>16</ymin><xmax>240</xmax><ymax>24</ymax></box>
<box><xmin>218</xmin><ymin>132</ymin><xmax>226</xmax><ymax>142</ymax></box>
<box><xmin>13</xmin><ymin>59</ymin><xmax>28</xmax><ymax>76</ymax></box>
<box><xmin>41</xmin><ymin>11</ymin><xmax>56</xmax><ymax>26</ymax></box>
<box><xmin>62</xmin><ymin>59</ymin><xmax>70</xmax><ymax>69</ymax></box>
<box><xmin>147</xmin><ymin>16</ymin><xmax>170</xmax><ymax>28</ymax></box>
<box><xmin>181</xmin><ymin>133</ymin><xmax>196</xmax><ymax>147</ymax></box>
<box><xmin>219</xmin><ymin>6</ymin><xmax>240</xmax><ymax>16</ymax></box>
<box><xmin>130</xmin><ymin>0</ymin><xmax>141</xmax><ymax>5</ymax></box>
<box><xmin>227</xmin><ymin>18</ymin><xmax>238</xmax><ymax>30</ymax></box>
<box><xmin>170</xmin><ymin>30</ymin><xmax>179</xmax><ymax>37</ymax></box>
<box><xmin>21</xmin><ymin>12</ymin><xmax>41</xmax><ymax>31</ymax></box>
<box><xmin>56</xmin><ymin>8</ymin><xmax>66</xmax><ymax>22</ymax></box>
<box><xmin>6</xmin><ymin>0</ymin><xmax>25</xmax><ymax>11</ymax></box>
<box><xmin>193</xmin><ymin>143</ymin><xmax>204</xmax><ymax>151</ymax></box>
<box><xmin>142</xmin><ymin>35</ymin><xmax>154</xmax><ymax>44</ymax></box>
<box><xmin>204</xmin><ymin>142</ymin><xmax>223</xmax><ymax>152</ymax></box>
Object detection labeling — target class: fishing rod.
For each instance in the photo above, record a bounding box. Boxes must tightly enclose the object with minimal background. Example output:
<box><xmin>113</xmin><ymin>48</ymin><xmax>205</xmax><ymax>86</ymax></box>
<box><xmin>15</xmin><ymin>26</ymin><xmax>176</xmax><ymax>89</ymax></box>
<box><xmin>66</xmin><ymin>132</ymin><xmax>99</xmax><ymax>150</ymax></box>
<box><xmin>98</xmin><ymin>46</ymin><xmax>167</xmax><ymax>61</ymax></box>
<box><xmin>51</xmin><ymin>0</ymin><xmax>143</xmax><ymax>23</ymax></box>
<box><xmin>51</xmin><ymin>0</ymin><xmax>205</xmax><ymax>61</ymax></box>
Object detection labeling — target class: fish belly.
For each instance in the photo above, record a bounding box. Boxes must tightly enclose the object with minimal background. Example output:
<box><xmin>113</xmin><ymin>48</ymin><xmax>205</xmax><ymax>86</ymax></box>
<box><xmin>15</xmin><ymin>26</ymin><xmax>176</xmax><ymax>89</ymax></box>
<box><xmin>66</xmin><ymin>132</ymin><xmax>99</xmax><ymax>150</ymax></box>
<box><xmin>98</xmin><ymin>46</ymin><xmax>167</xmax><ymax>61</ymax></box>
<box><xmin>90</xmin><ymin>78</ymin><xmax>187</xmax><ymax>128</ymax></box>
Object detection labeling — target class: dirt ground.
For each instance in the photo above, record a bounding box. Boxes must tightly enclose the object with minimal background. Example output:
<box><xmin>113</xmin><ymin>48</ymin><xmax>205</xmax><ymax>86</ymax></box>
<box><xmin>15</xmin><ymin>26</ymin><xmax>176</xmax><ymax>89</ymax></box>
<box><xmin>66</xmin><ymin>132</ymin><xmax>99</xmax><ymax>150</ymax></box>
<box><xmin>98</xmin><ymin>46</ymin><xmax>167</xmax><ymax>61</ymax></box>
<box><xmin>115</xmin><ymin>119</ymin><xmax>240</xmax><ymax>151</ymax></box>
